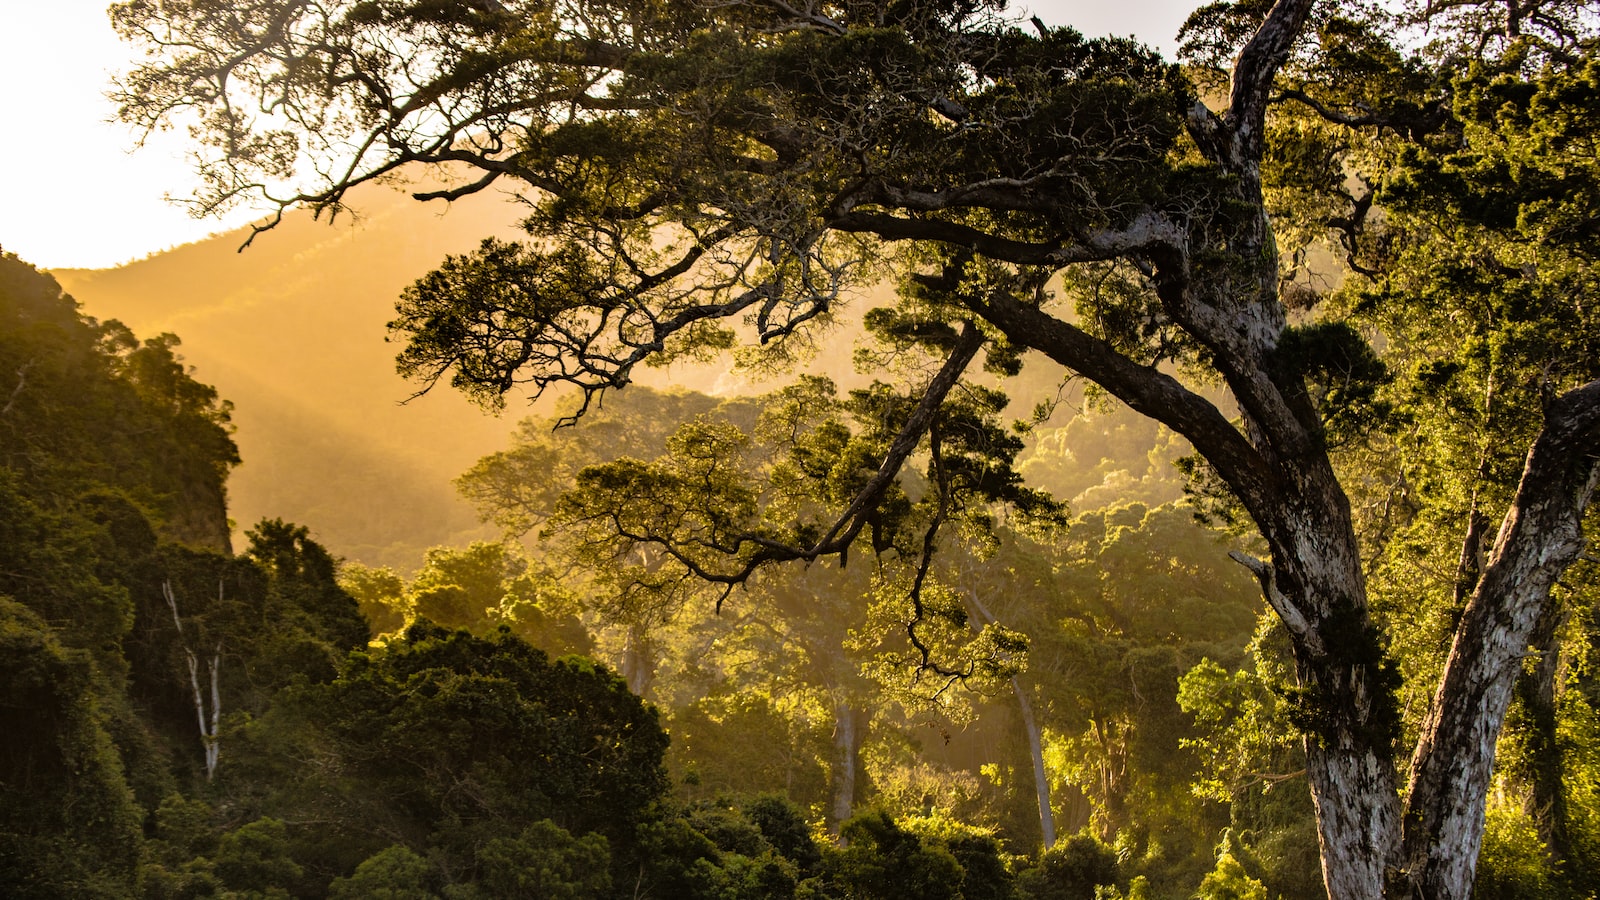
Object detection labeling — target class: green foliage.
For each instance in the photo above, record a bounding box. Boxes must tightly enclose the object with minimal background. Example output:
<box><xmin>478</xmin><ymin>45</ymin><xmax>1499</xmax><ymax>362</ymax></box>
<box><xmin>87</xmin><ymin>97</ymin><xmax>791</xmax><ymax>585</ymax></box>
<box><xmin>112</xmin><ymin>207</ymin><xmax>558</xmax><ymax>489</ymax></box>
<box><xmin>1177</xmin><ymin>624</ymin><xmax>1323</xmax><ymax>899</ymax></box>
<box><xmin>235</xmin><ymin>622</ymin><xmax>667</xmax><ymax>883</ymax></box>
<box><xmin>327</xmin><ymin>845</ymin><xmax>440</xmax><ymax>900</ymax></box>
<box><xmin>0</xmin><ymin>252</ymin><xmax>236</xmax><ymax>550</ymax></box>
<box><xmin>627</xmin><ymin>799</ymin><xmax>832</xmax><ymax>900</ymax></box>
<box><xmin>246</xmin><ymin>519</ymin><xmax>371</xmax><ymax>653</ymax></box>
<box><xmin>405</xmin><ymin>541</ymin><xmax>592</xmax><ymax>655</ymax></box>
<box><xmin>212</xmin><ymin>818</ymin><xmax>303</xmax><ymax>896</ymax></box>
<box><xmin>0</xmin><ymin>249</ymin><xmax>283</xmax><ymax>823</ymax></box>
<box><xmin>1473</xmin><ymin>804</ymin><xmax>1562</xmax><ymax>900</ymax></box>
<box><xmin>1016</xmin><ymin>410</ymin><xmax>1188</xmax><ymax>514</ymax></box>
<box><xmin>140</xmin><ymin>794</ymin><xmax>223</xmax><ymax>896</ymax></box>
<box><xmin>92</xmin><ymin>1</ymin><xmax>1600</xmax><ymax>895</ymax></box>
<box><xmin>337</xmin><ymin>563</ymin><xmax>410</xmax><ymax>636</ymax></box>
<box><xmin>1015</xmin><ymin>833</ymin><xmax>1119</xmax><ymax>900</ymax></box>
<box><xmin>453</xmin><ymin>821</ymin><xmax>611</xmax><ymax>900</ymax></box>
<box><xmin>1178</xmin><ymin>657</ymin><xmax>1286</xmax><ymax>803</ymax></box>
<box><xmin>994</xmin><ymin>504</ymin><xmax>1258</xmax><ymax>851</ymax></box>
<box><xmin>118</xmin><ymin>523</ymin><xmax>368</xmax><ymax>787</ymax></box>
<box><xmin>0</xmin><ymin>598</ymin><xmax>142</xmax><ymax>899</ymax></box>
<box><xmin>668</xmin><ymin>693</ymin><xmax>831</xmax><ymax>811</ymax></box>
<box><xmin>340</xmin><ymin>541</ymin><xmax>595</xmax><ymax>657</ymax></box>
<box><xmin>548</xmin><ymin>374</ymin><xmax>1059</xmax><ymax>692</ymax></box>
<box><xmin>860</xmin><ymin>729</ymin><xmax>994</xmax><ymax>824</ymax></box>
<box><xmin>1271</xmin><ymin>321</ymin><xmax>1392</xmax><ymax>446</ymax></box>
<box><xmin>744</xmin><ymin>795</ymin><xmax>825</xmax><ymax>877</ymax></box>
<box><xmin>456</xmin><ymin>387</ymin><xmax>748</xmax><ymax>538</ymax></box>
<box><xmin>891</xmin><ymin>816</ymin><xmax>1017</xmax><ymax>900</ymax></box>
<box><xmin>0</xmin><ymin>467</ymin><xmax>134</xmax><ymax>672</ymax></box>
<box><xmin>825</xmin><ymin>811</ymin><xmax>967</xmax><ymax>900</ymax></box>
<box><xmin>1195</xmin><ymin>853</ymin><xmax>1267</xmax><ymax>900</ymax></box>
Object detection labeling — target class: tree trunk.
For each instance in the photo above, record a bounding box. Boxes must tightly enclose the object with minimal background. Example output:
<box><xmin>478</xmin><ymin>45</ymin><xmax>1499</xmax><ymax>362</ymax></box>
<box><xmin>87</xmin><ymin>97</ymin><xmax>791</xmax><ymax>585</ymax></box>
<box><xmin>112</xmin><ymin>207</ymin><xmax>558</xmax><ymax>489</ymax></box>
<box><xmin>1229</xmin><ymin>481</ymin><xmax>1405</xmax><ymax>900</ymax></box>
<box><xmin>205</xmin><ymin>645</ymin><xmax>221</xmax><ymax>779</ymax></box>
<box><xmin>1059</xmin><ymin>782</ymin><xmax>1092</xmax><ymax>835</ymax></box>
<box><xmin>830</xmin><ymin>696</ymin><xmax>866</xmax><ymax>831</ymax></box>
<box><xmin>1092</xmin><ymin>716</ymin><xmax>1130</xmax><ymax>836</ymax></box>
<box><xmin>1287</xmin><ymin>586</ymin><xmax>1402</xmax><ymax>900</ymax></box>
<box><xmin>1398</xmin><ymin>380</ymin><xmax>1600</xmax><ymax>900</ymax></box>
<box><xmin>1302</xmin><ymin>721</ymin><xmax>1400</xmax><ymax>900</ymax></box>
<box><xmin>1277</xmin><ymin>616</ymin><xmax>1403</xmax><ymax>900</ymax></box>
<box><xmin>1013</xmin><ymin>678</ymin><xmax>1056</xmax><ymax>849</ymax></box>
<box><xmin>164</xmin><ymin>581</ymin><xmax>223</xmax><ymax>781</ymax></box>
<box><xmin>621</xmin><ymin>622</ymin><xmax>655</xmax><ymax>698</ymax></box>
<box><xmin>961</xmin><ymin>585</ymin><xmax>1056</xmax><ymax>848</ymax></box>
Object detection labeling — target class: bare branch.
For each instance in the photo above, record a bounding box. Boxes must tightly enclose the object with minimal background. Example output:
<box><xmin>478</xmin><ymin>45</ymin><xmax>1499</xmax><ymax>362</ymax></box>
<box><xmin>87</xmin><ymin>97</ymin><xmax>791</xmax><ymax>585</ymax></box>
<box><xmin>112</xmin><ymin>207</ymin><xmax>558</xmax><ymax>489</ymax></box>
<box><xmin>1229</xmin><ymin>551</ymin><xmax>1320</xmax><ymax>652</ymax></box>
<box><xmin>1276</xmin><ymin>88</ymin><xmax>1452</xmax><ymax>138</ymax></box>
<box><xmin>0</xmin><ymin>359</ymin><xmax>34</xmax><ymax>416</ymax></box>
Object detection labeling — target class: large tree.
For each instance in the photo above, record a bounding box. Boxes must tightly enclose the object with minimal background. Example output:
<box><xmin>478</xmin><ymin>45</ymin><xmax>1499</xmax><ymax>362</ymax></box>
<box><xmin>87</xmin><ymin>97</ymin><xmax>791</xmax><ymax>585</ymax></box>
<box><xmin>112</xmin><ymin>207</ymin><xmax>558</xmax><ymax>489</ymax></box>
<box><xmin>115</xmin><ymin>1</ymin><xmax>1600</xmax><ymax>897</ymax></box>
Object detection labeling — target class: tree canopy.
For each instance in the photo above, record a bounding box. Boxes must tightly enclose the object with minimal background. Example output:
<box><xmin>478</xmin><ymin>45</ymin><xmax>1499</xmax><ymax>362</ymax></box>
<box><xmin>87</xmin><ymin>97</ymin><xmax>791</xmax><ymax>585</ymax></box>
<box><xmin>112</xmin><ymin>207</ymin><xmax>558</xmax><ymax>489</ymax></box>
<box><xmin>113</xmin><ymin>1</ymin><xmax>1600</xmax><ymax>898</ymax></box>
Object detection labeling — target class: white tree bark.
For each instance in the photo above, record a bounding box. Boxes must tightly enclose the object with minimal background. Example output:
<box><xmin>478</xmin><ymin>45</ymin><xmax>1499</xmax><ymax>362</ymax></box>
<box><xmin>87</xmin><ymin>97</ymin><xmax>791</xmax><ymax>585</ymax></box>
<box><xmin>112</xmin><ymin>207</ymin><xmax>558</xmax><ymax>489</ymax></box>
<box><xmin>164</xmin><ymin>581</ymin><xmax>222</xmax><ymax>781</ymax></box>
<box><xmin>1014</xmin><ymin>680</ymin><xmax>1056</xmax><ymax>850</ymax></box>
<box><xmin>621</xmin><ymin>621</ymin><xmax>655</xmax><ymax>698</ymax></box>
<box><xmin>1397</xmin><ymin>381</ymin><xmax>1600</xmax><ymax>899</ymax></box>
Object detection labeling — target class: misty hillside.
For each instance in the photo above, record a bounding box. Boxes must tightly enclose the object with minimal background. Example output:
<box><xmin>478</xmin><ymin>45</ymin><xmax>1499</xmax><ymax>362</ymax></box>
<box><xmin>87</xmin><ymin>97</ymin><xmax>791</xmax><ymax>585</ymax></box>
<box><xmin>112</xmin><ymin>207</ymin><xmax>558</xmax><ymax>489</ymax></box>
<box><xmin>53</xmin><ymin>186</ymin><xmax>530</xmax><ymax>569</ymax></box>
<box><xmin>50</xmin><ymin>184</ymin><xmax>892</xmax><ymax>569</ymax></box>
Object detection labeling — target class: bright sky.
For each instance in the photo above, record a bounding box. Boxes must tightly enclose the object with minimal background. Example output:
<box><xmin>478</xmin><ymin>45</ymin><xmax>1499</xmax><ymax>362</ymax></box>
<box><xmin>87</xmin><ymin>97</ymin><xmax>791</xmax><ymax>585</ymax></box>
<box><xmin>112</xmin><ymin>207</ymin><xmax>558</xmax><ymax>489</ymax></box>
<box><xmin>0</xmin><ymin>1</ymin><xmax>1196</xmax><ymax>270</ymax></box>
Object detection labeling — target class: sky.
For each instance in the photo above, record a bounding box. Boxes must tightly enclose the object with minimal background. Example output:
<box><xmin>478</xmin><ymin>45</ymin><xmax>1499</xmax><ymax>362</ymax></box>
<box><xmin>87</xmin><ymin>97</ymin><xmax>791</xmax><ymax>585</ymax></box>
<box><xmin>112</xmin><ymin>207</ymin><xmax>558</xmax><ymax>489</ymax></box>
<box><xmin>0</xmin><ymin>1</ymin><xmax>1197</xmax><ymax>270</ymax></box>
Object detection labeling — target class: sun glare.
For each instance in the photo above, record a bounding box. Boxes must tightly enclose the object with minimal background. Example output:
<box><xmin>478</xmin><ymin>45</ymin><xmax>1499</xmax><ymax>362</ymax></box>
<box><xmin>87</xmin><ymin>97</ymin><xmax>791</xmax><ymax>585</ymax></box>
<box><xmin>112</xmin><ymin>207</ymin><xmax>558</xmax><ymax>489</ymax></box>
<box><xmin>0</xmin><ymin>1</ymin><xmax>258</xmax><ymax>270</ymax></box>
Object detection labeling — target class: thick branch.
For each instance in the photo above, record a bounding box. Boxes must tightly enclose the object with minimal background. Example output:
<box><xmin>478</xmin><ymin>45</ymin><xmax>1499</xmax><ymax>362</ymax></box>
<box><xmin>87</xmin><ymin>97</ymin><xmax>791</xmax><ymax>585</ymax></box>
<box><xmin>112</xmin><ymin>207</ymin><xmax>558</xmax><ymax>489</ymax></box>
<box><xmin>810</xmin><ymin>324</ymin><xmax>986</xmax><ymax>555</ymax></box>
<box><xmin>1229</xmin><ymin>550</ymin><xmax>1322</xmax><ymax>653</ymax></box>
<box><xmin>413</xmin><ymin>170</ymin><xmax>502</xmax><ymax>203</ymax></box>
<box><xmin>968</xmin><ymin>290</ymin><xmax>1281</xmax><ymax>519</ymax></box>
<box><xmin>1227</xmin><ymin>0</ymin><xmax>1319</xmax><ymax>165</ymax></box>
<box><xmin>829</xmin><ymin>208</ymin><xmax>1183</xmax><ymax>268</ymax></box>
<box><xmin>1276</xmin><ymin>88</ymin><xmax>1453</xmax><ymax>138</ymax></box>
<box><xmin>754</xmin><ymin>0</ymin><xmax>846</xmax><ymax>34</ymax></box>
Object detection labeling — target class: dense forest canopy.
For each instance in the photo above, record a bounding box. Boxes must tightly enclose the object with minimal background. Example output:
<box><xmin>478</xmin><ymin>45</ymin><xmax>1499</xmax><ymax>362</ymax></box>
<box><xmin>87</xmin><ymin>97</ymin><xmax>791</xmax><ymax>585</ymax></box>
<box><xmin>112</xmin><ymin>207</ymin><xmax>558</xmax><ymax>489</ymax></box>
<box><xmin>0</xmin><ymin>0</ymin><xmax>1588</xmax><ymax>898</ymax></box>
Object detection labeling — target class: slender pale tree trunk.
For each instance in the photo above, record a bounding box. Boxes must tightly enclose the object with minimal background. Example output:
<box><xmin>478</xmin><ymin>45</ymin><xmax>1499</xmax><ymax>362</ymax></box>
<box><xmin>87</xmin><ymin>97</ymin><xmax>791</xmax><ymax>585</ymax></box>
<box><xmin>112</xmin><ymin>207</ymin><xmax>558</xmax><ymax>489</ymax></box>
<box><xmin>830</xmin><ymin>696</ymin><xmax>866</xmax><ymax>831</ymax></box>
<box><xmin>1014</xmin><ymin>680</ymin><xmax>1056</xmax><ymax>849</ymax></box>
<box><xmin>1059</xmin><ymin>784</ymin><xmax>1092</xmax><ymax>834</ymax></box>
<box><xmin>962</xmin><ymin>586</ymin><xmax>1056</xmax><ymax>848</ymax></box>
<box><xmin>164</xmin><ymin>581</ymin><xmax>222</xmax><ymax>781</ymax></box>
<box><xmin>621</xmin><ymin>621</ymin><xmax>655</xmax><ymax>698</ymax></box>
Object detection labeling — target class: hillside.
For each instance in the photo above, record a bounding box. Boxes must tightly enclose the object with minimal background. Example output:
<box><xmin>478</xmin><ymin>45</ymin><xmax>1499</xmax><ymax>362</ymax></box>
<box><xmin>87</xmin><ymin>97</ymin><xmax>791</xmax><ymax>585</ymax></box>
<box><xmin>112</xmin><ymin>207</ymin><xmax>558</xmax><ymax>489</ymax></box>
<box><xmin>53</xmin><ymin>186</ymin><xmax>538</xmax><ymax>569</ymax></box>
<box><xmin>50</xmin><ymin>184</ymin><xmax>877</xmax><ymax>569</ymax></box>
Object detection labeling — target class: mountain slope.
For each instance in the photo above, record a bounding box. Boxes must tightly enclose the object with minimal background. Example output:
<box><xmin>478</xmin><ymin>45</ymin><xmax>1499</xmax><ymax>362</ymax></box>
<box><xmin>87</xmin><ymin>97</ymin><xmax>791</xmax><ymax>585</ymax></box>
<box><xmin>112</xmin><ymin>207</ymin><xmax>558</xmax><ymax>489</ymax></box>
<box><xmin>54</xmin><ymin>186</ymin><xmax>528</xmax><ymax>569</ymax></box>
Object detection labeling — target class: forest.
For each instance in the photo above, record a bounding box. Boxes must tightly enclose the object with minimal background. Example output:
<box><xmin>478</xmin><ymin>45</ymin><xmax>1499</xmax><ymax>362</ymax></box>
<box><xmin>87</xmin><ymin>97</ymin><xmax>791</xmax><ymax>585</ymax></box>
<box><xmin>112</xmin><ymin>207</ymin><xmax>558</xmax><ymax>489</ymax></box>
<box><xmin>4</xmin><ymin>0</ymin><xmax>1600</xmax><ymax>898</ymax></box>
